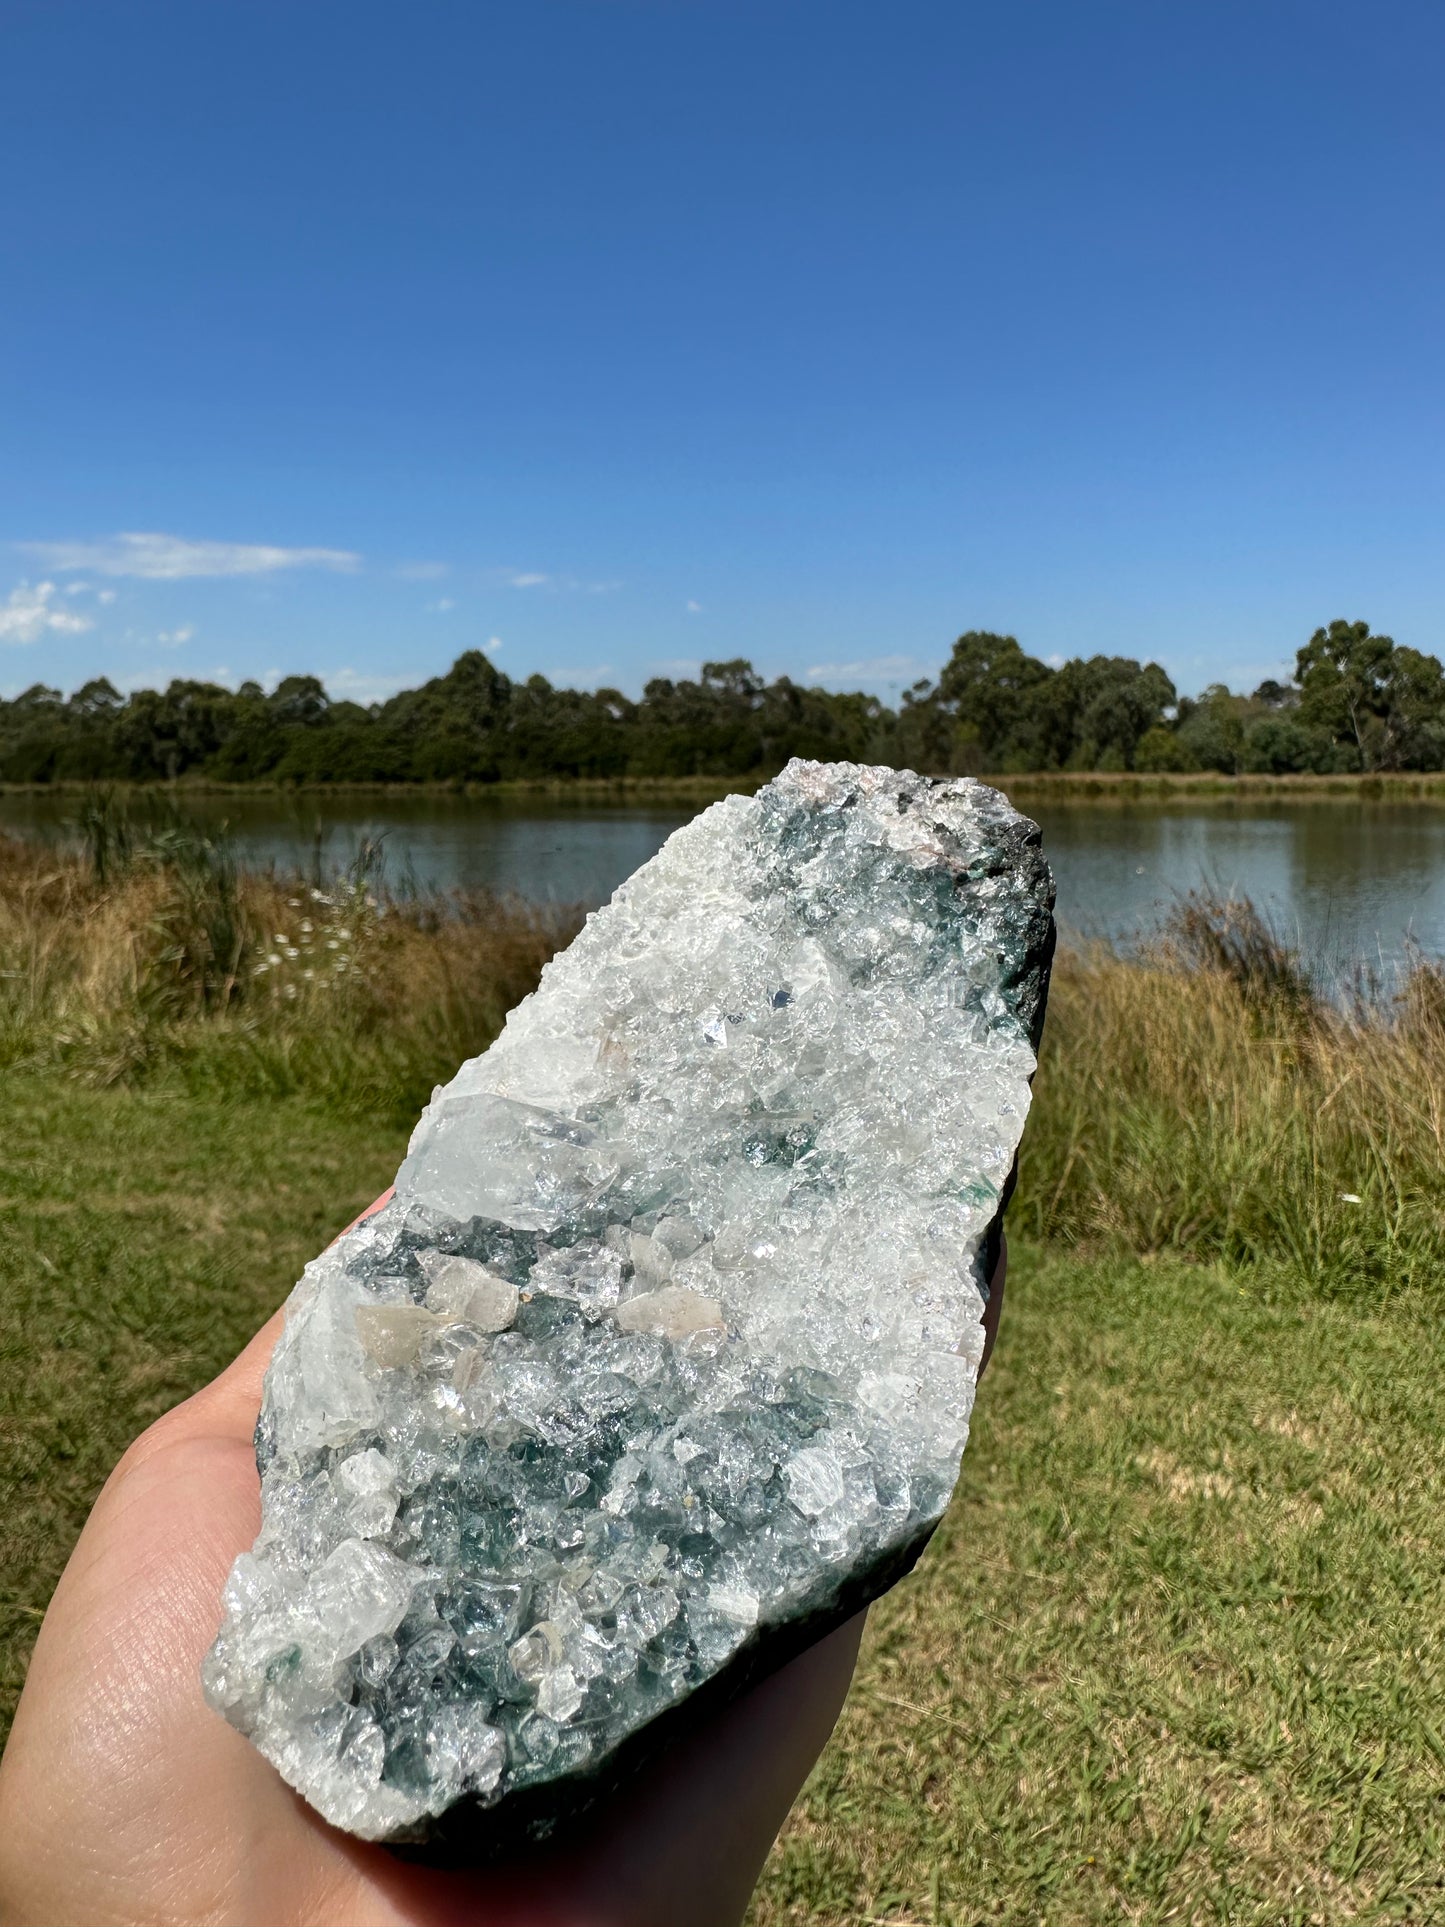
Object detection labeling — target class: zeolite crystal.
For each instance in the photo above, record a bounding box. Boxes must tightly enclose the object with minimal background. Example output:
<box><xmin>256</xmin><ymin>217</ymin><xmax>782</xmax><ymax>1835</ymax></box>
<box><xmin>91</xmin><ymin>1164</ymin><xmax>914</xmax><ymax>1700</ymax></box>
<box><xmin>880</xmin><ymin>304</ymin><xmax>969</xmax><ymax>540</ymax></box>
<box><xmin>202</xmin><ymin>760</ymin><xmax>1055</xmax><ymax>1849</ymax></box>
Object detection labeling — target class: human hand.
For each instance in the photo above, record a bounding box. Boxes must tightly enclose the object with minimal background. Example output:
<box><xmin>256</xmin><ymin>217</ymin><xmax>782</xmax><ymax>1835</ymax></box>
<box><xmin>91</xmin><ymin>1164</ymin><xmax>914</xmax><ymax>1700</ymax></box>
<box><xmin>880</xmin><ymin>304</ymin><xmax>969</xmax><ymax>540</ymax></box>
<box><xmin>0</xmin><ymin>1202</ymin><xmax>1005</xmax><ymax>1927</ymax></box>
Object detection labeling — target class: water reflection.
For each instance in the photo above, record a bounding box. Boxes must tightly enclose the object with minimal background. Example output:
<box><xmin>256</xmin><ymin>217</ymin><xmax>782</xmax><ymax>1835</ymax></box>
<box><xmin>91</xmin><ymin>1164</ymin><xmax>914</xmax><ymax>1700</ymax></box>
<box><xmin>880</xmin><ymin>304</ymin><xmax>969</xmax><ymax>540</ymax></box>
<box><xmin>3</xmin><ymin>790</ymin><xmax>1444</xmax><ymax>970</ymax></box>
<box><xmin>1029</xmin><ymin>800</ymin><xmax>1445</xmax><ymax>969</ymax></box>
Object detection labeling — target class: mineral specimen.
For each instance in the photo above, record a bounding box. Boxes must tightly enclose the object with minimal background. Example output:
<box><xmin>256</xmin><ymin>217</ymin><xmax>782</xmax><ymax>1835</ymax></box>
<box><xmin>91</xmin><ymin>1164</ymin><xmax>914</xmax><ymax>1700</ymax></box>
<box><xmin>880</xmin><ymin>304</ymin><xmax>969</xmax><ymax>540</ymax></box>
<box><xmin>202</xmin><ymin>759</ymin><xmax>1055</xmax><ymax>1850</ymax></box>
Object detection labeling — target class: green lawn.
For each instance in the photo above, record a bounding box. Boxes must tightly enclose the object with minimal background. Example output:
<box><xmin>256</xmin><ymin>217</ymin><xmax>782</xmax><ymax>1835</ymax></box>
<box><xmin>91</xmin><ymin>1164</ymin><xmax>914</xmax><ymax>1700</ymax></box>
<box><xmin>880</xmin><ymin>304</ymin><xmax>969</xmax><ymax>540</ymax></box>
<box><xmin>5</xmin><ymin>1075</ymin><xmax>1445</xmax><ymax>1922</ymax></box>
<box><xmin>0</xmin><ymin>1078</ymin><xmax>404</xmax><ymax>1722</ymax></box>
<box><xmin>759</xmin><ymin>1247</ymin><xmax>1445</xmax><ymax>1924</ymax></box>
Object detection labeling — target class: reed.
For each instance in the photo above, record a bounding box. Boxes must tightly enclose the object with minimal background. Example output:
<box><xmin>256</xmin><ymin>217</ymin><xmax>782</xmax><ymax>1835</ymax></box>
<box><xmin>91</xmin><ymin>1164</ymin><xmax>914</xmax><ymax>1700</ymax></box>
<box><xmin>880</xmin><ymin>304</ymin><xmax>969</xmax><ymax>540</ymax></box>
<box><xmin>7</xmin><ymin>818</ymin><xmax>1445</xmax><ymax>1300</ymax></box>
<box><xmin>1018</xmin><ymin>898</ymin><xmax>1445</xmax><ymax>1298</ymax></box>
<box><xmin>0</xmin><ymin>829</ymin><xmax>582</xmax><ymax>1121</ymax></box>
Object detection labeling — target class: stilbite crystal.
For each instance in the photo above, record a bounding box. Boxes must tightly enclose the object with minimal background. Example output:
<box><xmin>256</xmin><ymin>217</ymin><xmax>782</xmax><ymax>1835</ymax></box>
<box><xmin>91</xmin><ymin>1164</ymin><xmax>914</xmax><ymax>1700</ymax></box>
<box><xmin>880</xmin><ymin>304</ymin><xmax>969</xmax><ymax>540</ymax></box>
<box><xmin>202</xmin><ymin>759</ymin><xmax>1055</xmax><ymax>1851</ymax></box>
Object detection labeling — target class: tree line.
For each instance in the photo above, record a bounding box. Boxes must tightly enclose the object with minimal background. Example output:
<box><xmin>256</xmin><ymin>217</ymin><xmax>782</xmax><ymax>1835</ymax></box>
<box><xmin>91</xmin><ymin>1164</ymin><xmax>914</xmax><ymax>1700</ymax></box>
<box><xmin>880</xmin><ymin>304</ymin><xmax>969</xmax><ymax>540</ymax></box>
<box><xmin>2</xmin><ymin>619</ymin><xmax>1438</xmax><ymax>785</ymax></box>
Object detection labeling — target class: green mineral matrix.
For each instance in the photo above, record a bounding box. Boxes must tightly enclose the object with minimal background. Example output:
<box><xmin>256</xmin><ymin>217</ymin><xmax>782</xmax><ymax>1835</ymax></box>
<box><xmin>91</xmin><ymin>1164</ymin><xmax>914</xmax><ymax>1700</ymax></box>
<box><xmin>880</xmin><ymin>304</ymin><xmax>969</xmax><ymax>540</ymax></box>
<box><xmin>202</xmin><ymin>760</ymin><xmax>1056</xmax><ymax>1855</ymax></box>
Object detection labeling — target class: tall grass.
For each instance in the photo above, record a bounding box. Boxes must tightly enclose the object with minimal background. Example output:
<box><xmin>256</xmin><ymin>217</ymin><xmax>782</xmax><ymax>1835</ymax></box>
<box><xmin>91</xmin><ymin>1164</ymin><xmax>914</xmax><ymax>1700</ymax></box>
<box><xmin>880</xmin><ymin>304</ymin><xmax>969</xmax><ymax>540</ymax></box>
<box><xmin>0</xmin><ymin>827</ymin><xmax>582</xmax><ymax>1125</ymax></box>
<box><xmin>1018</xmin><ymin>895</ymin><xmax>1445</xmax><ymax>1297</ymax></box>
<box><xmin>6</xmin><ymin>813</ymin><xmax>1444</xmax><ymax>1299</ymax></box>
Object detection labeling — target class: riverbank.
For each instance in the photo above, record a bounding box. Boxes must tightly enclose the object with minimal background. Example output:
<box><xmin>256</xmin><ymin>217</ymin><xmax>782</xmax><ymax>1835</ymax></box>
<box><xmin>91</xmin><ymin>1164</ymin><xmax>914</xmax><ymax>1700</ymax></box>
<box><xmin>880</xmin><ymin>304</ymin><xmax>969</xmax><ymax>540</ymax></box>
<box><xmin>8</xmin><ymin>767</ymin><xmax>1445</xmax><ymax>805</ymax></box>
<box><xmin>0</xmin><ymin>773</ymin><xmax>765</xmax><ymax>804</ymax></box>
<box><xmin>0</xmin><ymin>830</ymin><xmax>583</xmax><ymax>1116</ymax></box>
<box><xmin>999</xmin><ymin>767</ymin><xmax>1445</xmax><ymax>802</ymax></box>
<box><xmin>4</xmin><ymin>866</ymin><xmax>1443</xmax><ymax>1920</ymax></box>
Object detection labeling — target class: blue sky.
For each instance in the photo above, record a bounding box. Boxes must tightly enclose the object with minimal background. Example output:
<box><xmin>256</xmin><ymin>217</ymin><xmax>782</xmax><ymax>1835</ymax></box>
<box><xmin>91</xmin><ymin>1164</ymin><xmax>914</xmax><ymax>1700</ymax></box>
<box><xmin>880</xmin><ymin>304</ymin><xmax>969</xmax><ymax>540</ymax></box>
<box><xmin>3</xmin><ymin>0</ymin><xmax>1443</xmax><ymax>706</ymax></box>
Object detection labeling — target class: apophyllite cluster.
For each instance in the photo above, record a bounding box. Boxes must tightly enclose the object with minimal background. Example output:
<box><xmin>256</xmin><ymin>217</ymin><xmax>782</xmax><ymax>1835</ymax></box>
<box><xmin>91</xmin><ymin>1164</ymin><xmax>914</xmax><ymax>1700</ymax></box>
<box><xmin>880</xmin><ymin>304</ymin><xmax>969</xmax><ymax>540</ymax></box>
<box><xmin>203</xmin><ymin>760</ymin><xmax>1055</xmax><ymax>1852</ymax></box>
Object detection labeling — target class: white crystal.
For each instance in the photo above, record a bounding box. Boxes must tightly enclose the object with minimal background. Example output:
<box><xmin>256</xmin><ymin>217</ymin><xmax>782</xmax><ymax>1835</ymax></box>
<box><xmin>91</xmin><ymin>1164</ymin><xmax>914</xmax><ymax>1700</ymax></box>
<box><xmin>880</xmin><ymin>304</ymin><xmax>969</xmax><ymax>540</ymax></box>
<box><xmin>426</xmin><ymin>1703</ymin><xmax>507</xmax><ymax>1799</ymax></box>
<box><xmin>536</xmin><ymin>1664</ymin><xmax>584</xmax><ymax>1724</ymax></box>
<box><xmin>612</xmin><ymin>1285</ymin><xmax>726</xmax><ymax>1339</ymax></box>
<box><xmin>706</xmin><ymin>1582</ymin><xmax>761</xmax><ymax>1627</ymax></box>
<box><xmin>204</xmin><ymin>760</ymin><xmax>1053</xmax><ymax>1842</ymax></box>
<box><xmin>419</xmin><ymin>1252</ymin><xmax>520</xmax><ymax>1331</ymax></box>
<box><xmin>355</xmin><ymin>1304</ymin><xmax>450</xmax><ymax>1369</ymax></box>
<box><xmin>333</xmin><ymin>1448</ymin><xmax>400</xmax><ymax>1538</ymax></box>
<box><xmin>785</xmin><ymin>1443</ymin><xmax>847</xmax><ymax>1516</ymax></box>
<box><xmin>299</xmin><ymin>1540</ymin><xmax>419</xmax><ymax>1667</ymax></box>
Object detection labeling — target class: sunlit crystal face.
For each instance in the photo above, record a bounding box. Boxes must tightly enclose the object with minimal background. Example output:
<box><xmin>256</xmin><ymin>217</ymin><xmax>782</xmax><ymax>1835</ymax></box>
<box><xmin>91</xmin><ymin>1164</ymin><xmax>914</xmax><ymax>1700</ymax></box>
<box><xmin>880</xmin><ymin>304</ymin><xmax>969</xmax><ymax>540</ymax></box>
<box><xmin>203</xmin><ymin>760</ymin><xmax>1054</xmax><ymax>1843</ymax></box>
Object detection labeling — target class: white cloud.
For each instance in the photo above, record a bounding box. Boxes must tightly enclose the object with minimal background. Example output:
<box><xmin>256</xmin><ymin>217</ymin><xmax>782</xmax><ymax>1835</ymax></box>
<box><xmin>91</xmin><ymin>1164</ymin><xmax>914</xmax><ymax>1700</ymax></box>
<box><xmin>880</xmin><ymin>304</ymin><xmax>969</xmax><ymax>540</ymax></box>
<box><xmin>323</xmin><ymin>667</ymin><xmax>414</xmax><ymax>705</ymax></box>
<box><xmin>544</xmin><ymin>662</ymin><xmax>615</xmax><ymax>688</ymax></box>
<box><xmin>650</xmin><ymin>656</ymin><xmax>701</xmax><ymax>678</ymax></box>
<box><xmin>394</xmin><ymin>560</ymin><xmax>450</xmax><ymax>581</ymax></box>
<box><xmin>156</xmin><ymin>626</ymin><xmax>195</xmax><ymax>647</ymax></box>
<box><xmin>97</xmin><ymin>588</ymin><xmax>117</xmax><ymax>604</ymax></box>
<box><xmin>111</xmin><ymin>663</ymin><xmax>217</xmax><ymax>690</ymax></box>
<box><xmin>501</xmin><ymin>568</ymin><xmax>622</xmax><ymax>595</ymax></box>
<box><xmin>22</xmin><ymin>531</ymin><xmax>360</xmax><ymax>579</ymax></box>
<box><xmin>686</xmin><ymin>599</ymin><xmax>702</xmax><ymax>614</ymax></box>
<box><xmin>804</xmin><ymin>654</ymin><xmax>922</xmax><ymax>685</ymax></box>
<box><xmin>0</xmin><ymin>580</ymin><xmax>95</xmax><ymax>645</ymax></box>
<box><xmin>486</xmin><ymin>636</ymin><xmax>504</xmax><ymax>652</ymax></box>
<box><xmin>425</xmin><ymin>597</ymin><xmax>456</xmax><ymax>614</ymax></box>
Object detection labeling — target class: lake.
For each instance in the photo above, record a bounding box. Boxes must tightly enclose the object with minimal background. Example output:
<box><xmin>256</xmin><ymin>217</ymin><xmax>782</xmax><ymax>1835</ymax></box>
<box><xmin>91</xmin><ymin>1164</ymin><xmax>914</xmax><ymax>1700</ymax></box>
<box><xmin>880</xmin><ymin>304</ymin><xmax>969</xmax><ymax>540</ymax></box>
<box><xmin>4</xmin><ymin>788</ymin><xmax>1445</xmax><ymax>973</ymax></box>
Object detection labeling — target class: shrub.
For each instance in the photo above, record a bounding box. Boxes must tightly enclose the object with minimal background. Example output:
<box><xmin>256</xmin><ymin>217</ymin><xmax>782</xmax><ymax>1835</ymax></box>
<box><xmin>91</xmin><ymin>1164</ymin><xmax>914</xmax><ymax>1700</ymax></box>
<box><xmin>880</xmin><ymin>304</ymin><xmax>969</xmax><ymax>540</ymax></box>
<box><xmin>1132</xmin><ymin>726</ymin><xmax>1196</xmax><ymax>773</ymax></box>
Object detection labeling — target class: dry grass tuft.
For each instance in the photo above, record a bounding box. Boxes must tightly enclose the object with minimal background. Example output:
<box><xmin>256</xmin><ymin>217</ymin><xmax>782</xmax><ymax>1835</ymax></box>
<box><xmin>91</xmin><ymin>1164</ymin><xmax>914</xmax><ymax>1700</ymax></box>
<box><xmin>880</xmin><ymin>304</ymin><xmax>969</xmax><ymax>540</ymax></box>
<box><xmin>8</xmin><ymin>818</ymin><xmax>1444</xmax><ymax>1295</ymax></box>
<box><xmin>1018</xmin><ymin>906</ymin><xmax>1445</xmax><ymax>1297</ymax></box>
<box><xmin>0</xmin><ymin>830</ymin><xmax>582</xmax><ymax>1121</ymax></box>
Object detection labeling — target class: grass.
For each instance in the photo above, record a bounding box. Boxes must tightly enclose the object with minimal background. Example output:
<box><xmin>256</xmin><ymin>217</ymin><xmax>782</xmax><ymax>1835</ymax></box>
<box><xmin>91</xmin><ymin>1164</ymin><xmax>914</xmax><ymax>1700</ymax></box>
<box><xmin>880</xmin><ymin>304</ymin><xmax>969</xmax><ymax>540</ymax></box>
<box><xmin>0</xmin><ymin>1078</ymin><xmax>404</xmax><ymax>1719</ymax></box>
<box><xmin>1018</xmin><ymin>900</ymin><xmax>1445</xmax><ymax>1301</ymax></box>
<box><xmin>757</xmin><ymin>1246</ymin><xmax>1445</xmax><ymax>1924</ymax></box>
<box><xmin>0</xmin><ymin>822</ymin><xmax>581</xmax><ymax>1123</ymax></box>
<box><xmin>5</xmin><ymin>829</ymin><xmax>1445</xmax><ymax>1921</ymax></box>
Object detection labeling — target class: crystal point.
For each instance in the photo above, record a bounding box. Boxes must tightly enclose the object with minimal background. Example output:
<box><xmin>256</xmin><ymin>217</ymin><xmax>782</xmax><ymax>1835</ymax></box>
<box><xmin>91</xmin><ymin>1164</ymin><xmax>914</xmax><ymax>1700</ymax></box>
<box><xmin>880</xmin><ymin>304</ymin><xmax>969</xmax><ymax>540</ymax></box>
<box><xmin>203</xmin><ymin>760</ymin><xmax>1054</xmax><ymax>1850</ymax></box>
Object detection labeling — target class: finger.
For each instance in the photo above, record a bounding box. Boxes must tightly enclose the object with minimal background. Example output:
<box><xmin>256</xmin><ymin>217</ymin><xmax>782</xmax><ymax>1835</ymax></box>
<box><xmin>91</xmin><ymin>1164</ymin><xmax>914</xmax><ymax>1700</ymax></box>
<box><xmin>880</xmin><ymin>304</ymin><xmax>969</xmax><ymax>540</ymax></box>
<box><xmin>572</xmin><ymin>1611</ymin><xmax>868</xmax><ymax>1927</ymax></box>
<box><xmin>129</xmin><ymin>1306</ymin><xmax>288</xmax><ymax>1458</ymax></box>
<box><xmin>159</xmin><ymin>1188</ymin><xmax>399</xmax><ymax>1449</ymax></box>
<box><xmin>335</xmin><ymin>1185</ymin><xmax>394</xmax><ymax>1244</ymax></box>
<box><xmin>201</xmin><ymin>1305</ymin><xmax>288</xmax><ymax>1423</ymax></box>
